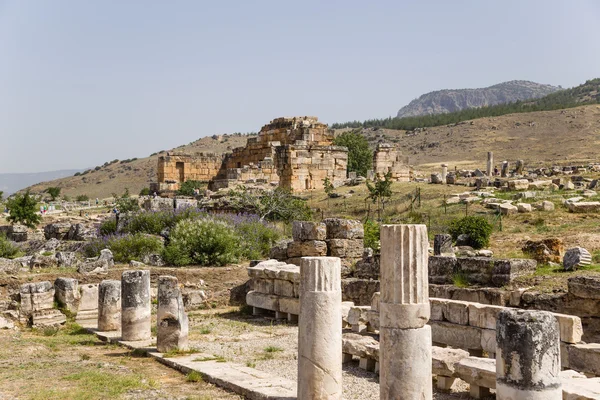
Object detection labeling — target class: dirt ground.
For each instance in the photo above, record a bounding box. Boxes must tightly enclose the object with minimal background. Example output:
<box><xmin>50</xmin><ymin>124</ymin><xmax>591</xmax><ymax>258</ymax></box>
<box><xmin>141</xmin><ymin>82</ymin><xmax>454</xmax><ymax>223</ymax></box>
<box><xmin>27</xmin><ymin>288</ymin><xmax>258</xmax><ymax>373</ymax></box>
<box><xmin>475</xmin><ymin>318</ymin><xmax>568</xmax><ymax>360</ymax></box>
<box><xmin>0</xmin><ymin>322</ymin><xmax>241</xmax><ymax>400</ymax></box>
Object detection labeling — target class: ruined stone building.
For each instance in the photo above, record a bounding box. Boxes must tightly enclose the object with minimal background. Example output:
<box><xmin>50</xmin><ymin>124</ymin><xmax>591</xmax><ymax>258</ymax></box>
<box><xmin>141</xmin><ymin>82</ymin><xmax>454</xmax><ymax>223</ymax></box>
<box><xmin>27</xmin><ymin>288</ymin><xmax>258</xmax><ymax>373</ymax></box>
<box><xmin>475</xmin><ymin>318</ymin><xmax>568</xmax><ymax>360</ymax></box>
<box><xmin>152</xmin><ymin>117</ymin><xmax>349</xmax><ymax>193</ymax></box>
<box><xmin>372</xmin><ymin>143</ymin><xmax>410</xmax><ymax>181</ymax></box>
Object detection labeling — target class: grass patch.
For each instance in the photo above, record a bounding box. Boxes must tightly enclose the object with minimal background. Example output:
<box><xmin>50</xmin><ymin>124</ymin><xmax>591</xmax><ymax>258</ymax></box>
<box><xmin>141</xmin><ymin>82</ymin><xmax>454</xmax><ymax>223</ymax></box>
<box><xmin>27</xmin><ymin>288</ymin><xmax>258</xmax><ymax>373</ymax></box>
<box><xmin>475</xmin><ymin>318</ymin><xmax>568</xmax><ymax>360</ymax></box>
<box><xmin>162</xmin><ymin>348</ymin><xmax>200</xmax><ymax>358</ymax></box>
<box><xmin>186</xmin><ymin>371</ymin><xmax>204</xmax><ymax>382</ymax></box>
<box><xmin>199</xmin><ymin>326</ymin><xmax>212</xmax><ymax>335</ymax></box>
<box><xmin>246</xmin><ymin>361</ymin><xmax>256</xmax><ymax>368</ymax></box>
<box><xmin>263</xmin><ymin>346</ymin><xmax>283</xmax><ymax>353</ymax></box>
<box><xmin>193</xmin><ymin>355</ymin><xmax>226</xmax><ymax>363</ymax></box>
<box><xmin>451</xmin><ymin>272</ymin><xmax>470</xmax><ymax>288</ymax></box>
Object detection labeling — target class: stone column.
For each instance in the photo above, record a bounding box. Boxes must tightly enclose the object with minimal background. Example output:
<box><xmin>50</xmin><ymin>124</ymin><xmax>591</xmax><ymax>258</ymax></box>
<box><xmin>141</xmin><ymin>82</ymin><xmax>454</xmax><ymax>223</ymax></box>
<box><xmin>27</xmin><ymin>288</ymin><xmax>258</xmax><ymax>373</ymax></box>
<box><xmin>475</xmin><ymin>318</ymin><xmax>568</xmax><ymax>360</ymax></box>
<box><xmin>98</xmin><ymin>280</ymin><xmax>121</xmax><ymax>331</ymax></box>
<box><xmin>501</xmin><ymin>161</ymin><xmax>509</xmax><ymax>177</ymax></box>
<box><xmin>380</xmin><ymin>224</ymin><xmax>432</xmax><ymax>400</ymax></box>
<box><xmin>121</xmin><ymin>270</ymin><xmax>151</xmax><ymax>341</ymax></box>
<box><xmin>515</xmin><ymin>159</ymin><xmax>524</xmax><ymax>175</ymax></box>
<box><xmin>496</xmin><ymin>309</ymin><xmax>561</xmax><ymax>400</ymax></box>
<box><xmin>298</xmin><ymin>257</ymin><xmax>342</xmax><ymax>400</ymax></box>
<box><xmin>441</xmin><ymin>164</ymin><xmax>448</xmax><ymax>184</ymax></box>
<box><xmin>157</xmin><ymin>275</ymin><xmax>189</xmax><ymax>353</ymax></box>
<box><xmin>487</xmin><ymin>152</ymin><xmax>494</xmax><ymax>177</ymax></box>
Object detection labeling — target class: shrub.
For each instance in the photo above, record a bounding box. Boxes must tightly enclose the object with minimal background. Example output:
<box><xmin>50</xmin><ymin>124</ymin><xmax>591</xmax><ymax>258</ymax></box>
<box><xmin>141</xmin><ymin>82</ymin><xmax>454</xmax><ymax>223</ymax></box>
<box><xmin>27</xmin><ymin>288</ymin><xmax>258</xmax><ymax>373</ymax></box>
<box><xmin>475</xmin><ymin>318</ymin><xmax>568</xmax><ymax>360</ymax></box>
<box><xmin>363</xmin><ymin>219</ymin><xmax>380</xmax><ymax>251</ymax></box>
<box><xmin>163</xmin><ymin>218</ymin><xmax>240</xmax><ymax>266</ymax></box>
<box><xmin>76</xmin><ymin>194</ymin><xmax>89</xmax><ymax>202</ymax></box>
<box><xmin>0</xmin><ymin>234</ymin><xmax>22</xmax><ymax>259</ymax></box>
<box><xmin>46</xmin><ymin>187</ymin><xmax>61</xmax><ymax>201</ymax></box>
<box><xmin>223</xmin><ymin>214</ymin><xmax>282</xmax><ymax>260</ymax></box>
<box><xmin>448</xmin><ymin>216</ymin><xmax>493</xmax><ymax>249</ymax></box>
<box><xmin>177</xmin><ymin>180</ymin><xmax>205</xmax><ymax>196</ymax></box>
<box><xmin>120</xmin><ymin>207</ymin><xmax>206</xmax><ymax>236</ymax></box>
<box><xmin>84</xmin><ymin>233</ymin><xmax>163</xmax><ymax>263</ymax></box>
<box><xmin>333</xmin><ymin>131</ymin><xmax>373</xmax><ymax>177</ymax></box>
<box><xmin>99</xmin><ymin>218</ymin><xmax>118</xmax><ymax>236</ymax></box>
<box><xmin>139</xmin><ymin>188</ymin><xmax>150</xmax><ymax>196</ymax></box>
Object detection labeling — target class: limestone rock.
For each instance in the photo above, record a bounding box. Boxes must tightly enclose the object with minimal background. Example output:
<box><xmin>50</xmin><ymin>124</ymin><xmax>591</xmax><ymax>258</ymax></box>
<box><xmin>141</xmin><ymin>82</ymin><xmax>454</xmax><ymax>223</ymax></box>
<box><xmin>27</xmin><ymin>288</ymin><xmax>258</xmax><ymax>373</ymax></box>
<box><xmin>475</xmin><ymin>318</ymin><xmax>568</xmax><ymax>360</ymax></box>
<box><xmin>327</xmin><ymin>238</ymin><xmax>363</xmax><ymax>258</ymax></box>
<box><xmin>287</xmin><ymin>240</ymin><xmax>327</xmax><ymax>258</ymax></box>
<box><xmin>568</xmin><ymin>201</ymin><xmax>600</xmax><ymax>213</ymax></box>
<box><xmin>78</xmin><ymin>249</ymin><xmax>114</xmax><ymax>275</ymax></box>
<box><xmin>0</xmin><ymin>258</ymin><xmax>20</xmax><ymax>274</ymax></box>
<box><xmin>516</xmin><ymin>203</ymin><xmax>532</xmax><ymax>213</ymax></box>
<box><xmin>563</xmin><ymin>247</ymin><xmax>592</xmax><ymax>271</ymax></box>
<box><xmin>98</xmin><ymin>280</ymin><xmax>121</xmax><ymax>331</ymax></box>
<box><xmin>55</xmin><ymin>252</ymin><xmax>78</xmax><ymax>268</ymax></box>
<box><xmin>508</xmin><ymin>179</ymin><xmax>530</xmax><ymax>191</ymax></box>
<box><xmin>157</xmin><ymin>275</ymin><xmax>189</xmax><ymax>352</ymax></box>
<box><xmin>432</xmin><ymin>346</ymin><xmax>469</xmax><ymax>376</ymax></box>
<box><xmin>54</xmin><ymin>277</ymin><xmax>80</xmax><ymax>313</ymax></box>
<box><xmin>43</xmin><ymin>222</ymin><xmax>71</xmax><ymax>240</ymax></box>
<box><xmin>434</xmin><ymin>234</ymin><xmax>454</xmax><ymax>257</ymax></box>
<box><xmin>568</xmin><ymin>276</ymin><xmax>600</xmax><ymax>300</ymax></box>
<box><xmin>269</xmin><ymin>240</ymin><xmax>292</xmax><ymax>260</ymax></box>
<box><xmin>323</xmin><ymin>218</ymin><xmax>364</xmax><ymax>239</ymax></box>
<box><xmin>522</xmin><ymin>238</ymin><xmax>564</xmax><ymax>264</ymax></box>
<box><xmin>29</xmin><ymin>254</ymin><xmax>58</xmax><ymax>269</ymax></box>
<box><xmin>141</xmin><ymin>252</ymin><xmax>164</xmax><ymax>266</ymax></box>
<box><xmin>499</xmin><ymin>203</ymin><xmax>518</xmax><ymax>215</ymax></box>
<box><xmin>292</xmin><ymin>221</ymin><xmax>326</xmax><ymax>241</ymax></box>
<box><xmin>129</xmin><ymin>260</ymin><xmax>146</xmax><ymax>268</ymax></box>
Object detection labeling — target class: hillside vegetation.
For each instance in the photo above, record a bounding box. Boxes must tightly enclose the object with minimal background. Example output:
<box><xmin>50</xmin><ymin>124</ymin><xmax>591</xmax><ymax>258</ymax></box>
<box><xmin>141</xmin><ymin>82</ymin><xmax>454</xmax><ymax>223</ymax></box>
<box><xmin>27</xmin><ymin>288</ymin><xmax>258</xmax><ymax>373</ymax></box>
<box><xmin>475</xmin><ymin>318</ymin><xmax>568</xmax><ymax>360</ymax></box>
<box><xmin>333</xmin><ymin>79</ymin><xmax>600</xmax><ymax>131</ymax></box>
<box><xmin>24</xmin><ymin>134</ymin><xmax>253</xmax><ymax>199</ymax></box>
<box><xmin>396</xmin><ymin>80</ymin><xmax>560</xmax><ymax>118</ymax></box>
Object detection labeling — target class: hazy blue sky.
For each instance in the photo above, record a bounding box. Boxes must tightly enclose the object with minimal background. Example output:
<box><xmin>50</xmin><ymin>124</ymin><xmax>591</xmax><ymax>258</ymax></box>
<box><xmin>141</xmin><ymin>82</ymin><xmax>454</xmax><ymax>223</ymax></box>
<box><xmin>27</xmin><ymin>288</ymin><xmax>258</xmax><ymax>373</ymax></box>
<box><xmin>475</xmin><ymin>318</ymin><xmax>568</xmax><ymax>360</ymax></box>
<box><xmin>1</xmin><ymin>1</ymin><xmax>599</xmax><ymax>173</ymax></box>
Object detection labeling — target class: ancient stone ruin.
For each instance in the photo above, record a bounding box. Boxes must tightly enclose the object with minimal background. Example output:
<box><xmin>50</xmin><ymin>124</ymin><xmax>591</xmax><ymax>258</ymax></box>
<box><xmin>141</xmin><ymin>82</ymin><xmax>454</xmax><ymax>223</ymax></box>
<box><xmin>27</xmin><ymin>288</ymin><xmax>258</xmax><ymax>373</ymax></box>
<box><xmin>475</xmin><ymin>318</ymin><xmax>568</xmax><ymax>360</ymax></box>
<box><xmin>151</xmin><ymin>116</ymin><xmax>411</xmax><ymax>194</ymax></box>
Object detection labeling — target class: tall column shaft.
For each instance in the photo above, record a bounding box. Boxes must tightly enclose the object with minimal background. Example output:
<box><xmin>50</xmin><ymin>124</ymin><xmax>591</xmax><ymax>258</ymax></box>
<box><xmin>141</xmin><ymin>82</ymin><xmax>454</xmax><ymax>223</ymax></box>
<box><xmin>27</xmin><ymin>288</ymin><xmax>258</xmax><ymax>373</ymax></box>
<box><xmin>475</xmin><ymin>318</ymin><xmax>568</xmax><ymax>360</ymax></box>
<box><xmin>487</xmin><ymin>152</ymin><xmax>494</xmax><ymax>177</ymax></box>
<box><xmin>496</xmin><ymin>309</ymin><xmax>561</xmax><ymax>400</ymax></box>
<box><xmin>380</xmin><ymin>224</ymin><xmax>432</xmax><ymax>400</ymax></box>
<box><xmin>121</xmin><ymin>270</ymin><xmax>151</xmax><ymax>341</ymax></box>
<box><xmin>157</xmin><ymin>275</ymin><xmax>189</xmax><ymax>353</ymax></box>
<box><xmin>298</xmin><ymin>257</ymin><xmax>342</xmax><ymax>400</ymax></box>
<box><xmin>441</xmin><ymin>164</ymin><xmax>448</xmax><ymax>184</ymax></box>
<box><xmin>98</xmin><ymin>280</ymin><xmax>121</xmax><ymax>331</ymax></box>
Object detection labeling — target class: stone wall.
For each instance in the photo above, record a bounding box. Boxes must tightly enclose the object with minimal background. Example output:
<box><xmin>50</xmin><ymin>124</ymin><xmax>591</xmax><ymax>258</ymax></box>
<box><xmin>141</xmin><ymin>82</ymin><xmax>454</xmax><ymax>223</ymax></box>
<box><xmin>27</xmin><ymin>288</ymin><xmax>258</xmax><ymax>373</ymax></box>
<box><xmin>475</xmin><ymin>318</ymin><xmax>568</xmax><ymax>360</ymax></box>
<box><xmin>157</xmin><ymin>152</ymin><xmax>224</xmax><ymax>184</ymax></box>
<box><xmin>155</xmin><ymin>116</ymin><xmax>348</xmax><ymax>193</ymax></box>
<box><xmin>372</xmin><ymin>143</ymin><xmax>410</xmax><ymax>181</ymax></box>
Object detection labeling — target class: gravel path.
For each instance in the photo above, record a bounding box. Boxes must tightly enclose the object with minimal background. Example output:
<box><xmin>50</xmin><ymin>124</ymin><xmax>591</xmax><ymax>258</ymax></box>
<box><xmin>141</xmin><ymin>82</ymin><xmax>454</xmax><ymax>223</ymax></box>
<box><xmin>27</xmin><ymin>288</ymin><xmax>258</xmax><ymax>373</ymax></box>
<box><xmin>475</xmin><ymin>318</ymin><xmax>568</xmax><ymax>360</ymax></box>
<box><xmin>187</xmin><ymin>310</ymin><xmax>494</xmax><ymax>399</ymax></box>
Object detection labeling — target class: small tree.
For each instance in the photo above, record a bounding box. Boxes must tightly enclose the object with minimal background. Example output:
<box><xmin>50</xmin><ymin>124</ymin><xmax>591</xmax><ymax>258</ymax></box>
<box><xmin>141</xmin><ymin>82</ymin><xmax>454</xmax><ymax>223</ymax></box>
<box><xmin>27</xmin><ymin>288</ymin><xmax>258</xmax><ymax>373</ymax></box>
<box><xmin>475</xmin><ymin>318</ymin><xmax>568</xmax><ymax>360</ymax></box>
<box><xmin>6</xmin><ymin>190</ymin><xmax>41</xmax><ymax>228</ymax></box>
<box><xmin>448</xmin><ymin>216</ymin><xmax>493</xmax><ymax>249</ymax></box>
<box><xmin>323</xmin><ymin>177</ymin><xmax>335</xmax><ymax>198</ymax></box>
<box><xmin>0</xmin><ymin>191</ymin><xmax>4</xmax><ymax>202</ymax></box>
<box><xmin>139</xmin><ymin>187</ymin><xmax>150</xmax><ymax>196</ymax></box>
<box><xmin>46</xmin><ymin>187</ymin><xmax>61</xmax><ymax>201</ymax></box>
<box><xmin>113</xmin><ymin>188</ymin><xmax>139</xmax><ymax>214</ymax></box>
<box><xmin>333</xmin><ymin>130</ymin><xmax>373</xmax><ymax>177</ymax></box>
<box><xmin>177</xmin><ymin>180</ymin><xmax>205</xmax><ymax>196</ymax></box>
<box><xmin>366</xmin><ymin>172</ymin><xmax>393</xmax><ymax>219</ymax></box>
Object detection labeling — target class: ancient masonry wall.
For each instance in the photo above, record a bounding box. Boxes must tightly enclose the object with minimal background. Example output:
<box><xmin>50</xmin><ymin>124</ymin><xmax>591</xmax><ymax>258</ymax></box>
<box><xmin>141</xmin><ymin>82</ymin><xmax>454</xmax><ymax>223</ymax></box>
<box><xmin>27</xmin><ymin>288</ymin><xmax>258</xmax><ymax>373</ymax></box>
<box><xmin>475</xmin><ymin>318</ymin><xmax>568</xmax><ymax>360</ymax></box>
<box><xmin>157</xmin><ymin>153</ymin><xmax>224</xmax><ymax>184</ymax></box>
<box><xmin>373</xmin><ymin>143</ymin><xmax>410</xmax><ymax>182</ymax></box>
<box><xmin>156</xmin><ymin>116</ymin><xmax>349</xmax><ymax>192</ymax></box>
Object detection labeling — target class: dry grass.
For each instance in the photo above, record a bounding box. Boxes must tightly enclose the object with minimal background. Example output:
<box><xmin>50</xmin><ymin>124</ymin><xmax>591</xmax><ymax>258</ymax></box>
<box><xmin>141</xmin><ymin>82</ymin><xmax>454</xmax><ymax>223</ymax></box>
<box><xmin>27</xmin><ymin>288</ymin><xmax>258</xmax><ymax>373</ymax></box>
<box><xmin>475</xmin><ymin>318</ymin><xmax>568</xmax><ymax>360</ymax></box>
<box><xmin>0</xmin><ymin>322</ymin><xmax>239</xmax><ymax>400</ymax></box>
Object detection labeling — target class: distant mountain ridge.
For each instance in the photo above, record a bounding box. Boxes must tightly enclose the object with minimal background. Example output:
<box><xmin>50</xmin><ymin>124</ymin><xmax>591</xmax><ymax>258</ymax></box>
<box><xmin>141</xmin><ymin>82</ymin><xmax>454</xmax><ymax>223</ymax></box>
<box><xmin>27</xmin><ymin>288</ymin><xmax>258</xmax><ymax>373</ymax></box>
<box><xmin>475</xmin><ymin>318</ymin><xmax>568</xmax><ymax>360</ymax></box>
<box><xmin>0</xmin><ymin>169</ymin><xmax>83</xmax><ymax>195</ymax></box>
<box><xmin>397</xmin><ymin>80</ymin><xmax>561</xmax><ymax>118</ymax></box>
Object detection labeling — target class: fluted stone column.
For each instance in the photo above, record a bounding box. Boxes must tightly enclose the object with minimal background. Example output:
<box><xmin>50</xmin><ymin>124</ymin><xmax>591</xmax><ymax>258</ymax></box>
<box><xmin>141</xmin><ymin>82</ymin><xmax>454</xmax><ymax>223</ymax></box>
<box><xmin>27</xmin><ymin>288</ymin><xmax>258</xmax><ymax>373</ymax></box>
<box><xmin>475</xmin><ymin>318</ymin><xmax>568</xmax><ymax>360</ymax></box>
<box><xmin>298</xmin><ymin>257</ymin><xmax>342</xmax><ymax>400</ymax></box>
<box><xmin>380</xmin><ymin>224</ymin><xmax>432</xmax><ymax>400</ymax></box>
<box><xmin>487</xmin><ymin>152</ymin><xmax>494</xmax><ymax>177</ymax></box>
<box><xmin>121</xmin><ymin>270</ymin><xmax>151</xmax><ymax>341</ymax></box>
<box><xmin>98</xmin><ymin>280</ymin><xmax>121</xmax><ymax>331</ymax></box>
<box><xmin>157</xmin><ymin>275</ymin><xmax>189</xmax><ymax>353</ymax></box>
<box><xmin>441</xmin><ymin>164</ymin><xmax>448</xmax><ymax>184</ymax></box>
<box><xmin>496</xmin><ymin>309</ymin><xmax>562</xmax><ymax>400</ymax></box>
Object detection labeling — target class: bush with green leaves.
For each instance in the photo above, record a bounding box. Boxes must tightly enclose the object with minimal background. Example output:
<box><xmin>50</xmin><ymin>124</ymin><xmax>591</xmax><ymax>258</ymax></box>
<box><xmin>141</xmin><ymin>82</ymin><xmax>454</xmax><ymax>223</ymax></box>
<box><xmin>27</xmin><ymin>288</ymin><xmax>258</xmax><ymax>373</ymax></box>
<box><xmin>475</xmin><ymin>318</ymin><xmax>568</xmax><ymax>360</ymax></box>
<box><xmin>76</xmin><ymin>194</ymin><xmax>89</xmax><ymax>202</ymax></box>
<box><xmin>46</xmin><ymin>187</ymin><xmax>61</xmax><ymax>201</ymax></box>
<box><xmin>177</xmin><ymin>181</ymin><xmax>205</xmax><ymax>196</ymax></box>
<box><xmin>0</xmin><ymin>234</ymin><xmax>22</xmax><ymax>259</ymax></box>
<box><xmin>163</xmin><ymin>218</ymin><xmax>240</xmax><ymax>266</ymax></box>
<box><xmin>139</xmin><ymin>188</ymin><xmax>150</xmax><ymax>196</ymax></box>
<box><xmin>228</xmin><ymin>186</ymin><xmax>312</xmax><ymax>222</ymax></box>
<box><xmin>448</xmin><ymin>216</ymin><xmax>493</xmax><ymax>250</ymax></box>
<box><xmin>6</xmin><ymin>190</ymin><xmax>41</xmax><ymax>228</ymax></box>
<box><xmin>223</xmin><ymin>214</ymin><xmax>282</xmax><ymax>260</ymax></box>
<box><xmin>84</xmin><ymin>233</ymin><xmax>163</xmax><ymax>263</ymax></box>
<box><xmin>363</xmin><ymin>219</ymin><xmax>381</xmax><ymax>251</ymax></box>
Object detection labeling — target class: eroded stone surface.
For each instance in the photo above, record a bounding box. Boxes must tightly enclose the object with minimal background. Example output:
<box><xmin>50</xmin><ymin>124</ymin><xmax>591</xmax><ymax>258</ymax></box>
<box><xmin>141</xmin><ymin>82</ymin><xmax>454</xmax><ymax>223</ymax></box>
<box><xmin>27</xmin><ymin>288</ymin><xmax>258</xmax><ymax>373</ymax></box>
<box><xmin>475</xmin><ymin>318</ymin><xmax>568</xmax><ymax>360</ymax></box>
<box><xmin>496</xmin><ymin>309</ymin><xmax>562</xmax><ymax>400</ymax></box>
<box><xmin>298</xmin><ymin>257</ymin><xmax>342</xmax><ymax>400</ymax></box>
<box><xmin>121</xmin><ymin>270</ymin><xmax>151</xmax><ymax>341</ymax></box>
<box><xmin>157</xmin><ymin>275</ymin><xmax>189</xmax><ymax>353</ymax></box>
<box><xmin>98</xmin><ymin>280</ymin><xmax>121</xmax><ymax>331</ymax></box>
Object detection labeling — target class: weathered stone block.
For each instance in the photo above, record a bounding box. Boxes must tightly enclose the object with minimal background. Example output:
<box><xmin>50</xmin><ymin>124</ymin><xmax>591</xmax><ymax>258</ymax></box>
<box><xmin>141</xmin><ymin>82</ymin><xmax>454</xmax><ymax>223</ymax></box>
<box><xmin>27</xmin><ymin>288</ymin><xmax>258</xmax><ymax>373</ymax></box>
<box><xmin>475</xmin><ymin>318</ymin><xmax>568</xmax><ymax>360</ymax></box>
<box><xmin>273</xmin><ymin>279</ymin><xmax>294</xmax><ymax>297</ymax></box>
<box><xmin>253</xmin><ymin>279</ymin><xmax>274</xmax><ymax>294</ymax></box>
<box><xmin>327</xmin><ymin>238</ymin><xmax>364</xmax><ymax>258</ymax></box>
<box><xmin>429</xmin><ymin>256</ymin><xmax>459</xmax><ymax>284</ymax></box>
<box><xmin>246</xmin><ymin>290</ymin><xmax>278</xmax><ymax>312</ymax></box>
<box><xmin>292</xmin><ymin>221</ymin><xmax>326</xmax><ymax>241</ymax></box>
<box><xmin>323</xmin><ymin>218</ymin><xmax>364</xmax><ymax>239</ymax></box>
<box><xmin>430</xmin><ymin>320</ymin><xmax>482</xmax><ymax>350</ymax></box>
<box><xmin>287</xmin><ymin>240</ymin><xmax>327</xmax><ymax>257</ymax></box>
<box><xmin>568</xmin><ymin>276</ymin><xmax>600</xmax><ymax>300</ymax></box>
